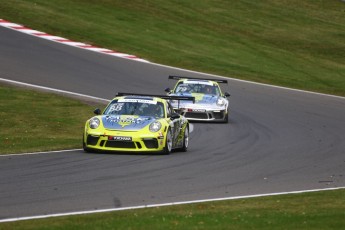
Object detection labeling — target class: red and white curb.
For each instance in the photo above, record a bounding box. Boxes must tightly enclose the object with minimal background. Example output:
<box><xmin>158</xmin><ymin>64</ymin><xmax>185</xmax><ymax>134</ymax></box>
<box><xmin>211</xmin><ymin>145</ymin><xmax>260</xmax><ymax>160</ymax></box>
<box><xmin>0</xmin><ymin>19</ymin><xmax>149</xmax><ymax>62</ymax></box>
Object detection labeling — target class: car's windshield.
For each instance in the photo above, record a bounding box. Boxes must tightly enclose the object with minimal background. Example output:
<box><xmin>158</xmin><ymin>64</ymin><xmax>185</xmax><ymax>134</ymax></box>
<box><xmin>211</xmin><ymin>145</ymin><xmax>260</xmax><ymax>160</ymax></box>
<box><xmin>174</xmin><ymin>83</ymin><xmax>220</xmax><ymax>95</ymax></box>
<box><xmin>104</xmin><ymin>98</ymin><xmax>165</xmax><ymax>118</ymax></box>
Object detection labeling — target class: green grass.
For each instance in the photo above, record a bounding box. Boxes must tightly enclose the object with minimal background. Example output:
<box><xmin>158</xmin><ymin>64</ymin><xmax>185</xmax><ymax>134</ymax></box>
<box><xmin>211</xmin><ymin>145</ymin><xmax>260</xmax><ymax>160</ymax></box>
<box><xmin>0</xmin><ymin>84</ymin><xmax>104</xmax><ymax>154</ymax></box>
<box><xmin>1</xmin><ymin>189</ymin><xmax>344</xmax><ymax>229</ymax></box>
<box><xmin>0</xmin><ymin>1</ymin><xmax>344</xmax><ymax>228</ymax></box>
<box><xmin>0</xmin><ymin>0</ymin><xmax>344</xmax><ymax>95</ymax></box>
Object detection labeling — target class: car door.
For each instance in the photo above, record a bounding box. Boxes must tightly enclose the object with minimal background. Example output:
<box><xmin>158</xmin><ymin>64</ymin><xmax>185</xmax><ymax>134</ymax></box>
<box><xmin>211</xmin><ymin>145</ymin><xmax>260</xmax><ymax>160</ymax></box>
<box><xmin>166</xmin><ymin>101</ymin><xmax>181</xmax><ymax>146</ymax></box>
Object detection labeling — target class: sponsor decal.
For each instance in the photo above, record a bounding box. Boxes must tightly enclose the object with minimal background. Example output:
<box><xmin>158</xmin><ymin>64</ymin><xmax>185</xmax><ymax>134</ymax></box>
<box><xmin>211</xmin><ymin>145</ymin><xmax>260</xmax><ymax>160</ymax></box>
<box><xmin>105</xmin><ymin>115</ymin><xmax>149</xmax><ymax>128</ymax></box>
<box><xmin>118</xmin><ymin>99</ymin><xmax>157</xmax><ymax>104</ymax></box>
<box><xmin>102</xmin><ymin>115</ymin><xmax>152</xmax><ymax>130</ymax></box>
<box><xmin>191</xmin><ymin>93</ymin><xmax>205</xmax><ymax>102</ymax></box>
<box><xmin>108</xmin><ymin>103</ymin><xmax>124</xmax><ymax>113</ymax></box>
<box><xmin>184</xmin><ymin>80</ymin><xmax>214</xmax><ymax>86</ymax></box>
<box><xmin>108</xmin><ymin>136</ymin><xmax>132</xmax><ymax>141</ymax></box>
<box><xmin>192</xmin><ymin>109</ymin><xmax>206</xmax><ymax>112</ymax></box>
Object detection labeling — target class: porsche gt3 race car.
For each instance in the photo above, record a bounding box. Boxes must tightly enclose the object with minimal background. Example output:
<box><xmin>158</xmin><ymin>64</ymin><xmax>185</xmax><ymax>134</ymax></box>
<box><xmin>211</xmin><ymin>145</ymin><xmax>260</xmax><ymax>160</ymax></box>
<box><xmin>165</xmin><ymin>76</ymin><xmax>230</xmax><ymax>123</ymax></box>
<box><xmin>83</xmin><ymin>93</ymin><xmax>194</xmax><ymax>154</ymax></box>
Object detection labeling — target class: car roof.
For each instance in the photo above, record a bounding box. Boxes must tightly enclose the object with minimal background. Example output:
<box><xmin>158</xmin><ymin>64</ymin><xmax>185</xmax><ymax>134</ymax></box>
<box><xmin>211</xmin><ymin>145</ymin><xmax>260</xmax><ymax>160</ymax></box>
<box><xmin>113</xmin><ymin>95</ymin><xmax>166</xmax><ymax>103</ymax></box>
<box><xmin>178</xmin><ymin>79</ymin><xmax>218</xmax><ymax>86</ymax></box>
<box><xmin>114</xmin><ymin>93</ymin><xmax>195</xmax><ymax>103</ymax></box>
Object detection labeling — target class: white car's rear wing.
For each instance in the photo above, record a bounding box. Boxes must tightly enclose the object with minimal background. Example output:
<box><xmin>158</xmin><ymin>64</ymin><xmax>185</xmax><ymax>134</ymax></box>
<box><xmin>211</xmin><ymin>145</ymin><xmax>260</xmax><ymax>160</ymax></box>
<box><xmin>116</xmin><ymin>92</ymin><xmax>195</xmax><ymax>103</ymax></box>
<box><xmin>168</xmin><ymin>75</ymin><xmax>228</xmax><ymax>84</ymax></box>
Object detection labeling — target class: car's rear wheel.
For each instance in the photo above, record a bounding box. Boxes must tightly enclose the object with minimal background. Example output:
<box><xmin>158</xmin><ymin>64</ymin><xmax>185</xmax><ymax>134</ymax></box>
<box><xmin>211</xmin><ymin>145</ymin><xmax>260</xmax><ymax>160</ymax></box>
<box><xmin>163</xmin><ymin>128</ymin><xmax>172</xmax><ymax>155</ymax></box>
<box><xmin>181</xmin><ymin>126</ymin><xmax>189</xmax><ymax>152</ymax></box>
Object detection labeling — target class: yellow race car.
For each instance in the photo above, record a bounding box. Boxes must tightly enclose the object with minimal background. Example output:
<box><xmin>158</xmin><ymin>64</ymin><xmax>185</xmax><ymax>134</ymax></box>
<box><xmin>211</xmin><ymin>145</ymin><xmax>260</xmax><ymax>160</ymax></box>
<box><xmin>83</xmin><ymin>93</ymin><xmax>194</xmax><ymax>154</ymax></box>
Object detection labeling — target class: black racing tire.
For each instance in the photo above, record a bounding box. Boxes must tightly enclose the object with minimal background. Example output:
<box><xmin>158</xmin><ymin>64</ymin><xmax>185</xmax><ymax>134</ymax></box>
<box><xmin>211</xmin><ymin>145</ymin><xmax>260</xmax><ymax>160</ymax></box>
<box><xmin>181</xmin><ymin>125</ymin><xmax>189</xmax><ymax>152</ymax></box>
<box><xmin>223</xmin><ymin>113</ymin><xmax>229</xmax><ymax>123</ymax></box>
<box><xmin>162</xmin><ymin>128</ymin><xmax>172</xmax><ymax>155</ymax></box>
<box><xmin>83</xmin><ymin>135</ymin><xmax>91</xmax><ymax>153</ymax></box>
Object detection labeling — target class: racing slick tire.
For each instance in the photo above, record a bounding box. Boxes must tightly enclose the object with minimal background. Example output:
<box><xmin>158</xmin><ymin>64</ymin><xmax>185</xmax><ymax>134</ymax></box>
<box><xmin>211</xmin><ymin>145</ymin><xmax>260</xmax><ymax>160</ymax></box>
<box><xmin>162</xmin><ymin>128</ymin><xmax>173</xmax><ymax>155</ymax></box>
<box><xmin>83</xmin><ymin>136</ymin><xmax>91</xmax><ymax>153</ymax></box>
<box><xmin>223</xmin><ymin>112</ymin><xmax>229</xmax><ymax>123</ymax></box>
<box><xmin>180</xmin><ymin>125</ymin><xmax>189</xmax><ymax>152</ymax></box>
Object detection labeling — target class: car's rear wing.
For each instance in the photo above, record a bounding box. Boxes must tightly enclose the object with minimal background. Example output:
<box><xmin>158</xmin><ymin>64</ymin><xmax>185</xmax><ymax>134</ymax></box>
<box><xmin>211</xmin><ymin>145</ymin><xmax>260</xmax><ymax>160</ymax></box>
<box><xmin>169</xmin><ymin>75</ymin><xmax>228</xmax><ymax>84</ymax></box>
<box><xmin>116</xmin><ymin>92</ymin><xmax>195</xmax><ymax>103</ymax></box>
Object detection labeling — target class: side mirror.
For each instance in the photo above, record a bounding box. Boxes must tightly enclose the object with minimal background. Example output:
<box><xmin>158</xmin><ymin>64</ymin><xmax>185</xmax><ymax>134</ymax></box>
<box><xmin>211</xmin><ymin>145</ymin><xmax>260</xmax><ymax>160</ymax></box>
<box><xmin>224</xmin><ymin>92</ymin><xmax>230</xmax><ymax>97</ymax></box>
<box><xmin>170</xmin><ymin>113</ymin><xmax>180</xmax><ymax>120</ymax></box>
<box><xmin>94</xmin><ymin>108</ymin><xmax>101</xmax><ymax>115</ymax></box>
<box><xmin>165</xmin><ymin>88</ymin><xmax>171</xmax><ymax>93</ymax></box>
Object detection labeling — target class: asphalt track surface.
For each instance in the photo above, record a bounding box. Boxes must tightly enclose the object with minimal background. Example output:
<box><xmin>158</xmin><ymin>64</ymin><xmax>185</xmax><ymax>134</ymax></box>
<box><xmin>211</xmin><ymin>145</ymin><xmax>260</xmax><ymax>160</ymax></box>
<box><xmin>1</xmin><ymin>26</ymin><xmax>345</xmax><ymax>219</ymax></box>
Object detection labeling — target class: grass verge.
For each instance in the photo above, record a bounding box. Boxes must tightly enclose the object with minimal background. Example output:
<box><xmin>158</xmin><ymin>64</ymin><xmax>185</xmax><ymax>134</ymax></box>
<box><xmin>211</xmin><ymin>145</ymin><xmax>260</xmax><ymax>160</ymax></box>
<box><xmin>0</xmin><ymin>189</ymin><xmax>344</xmax><ymax>229</ymax></box>
<box><xmin>0</xmin><ymin>1</ymin><xmax>344</xmax><ymax>228</ymax></box>
<box><xmin>0</xmin><ymin>84</ymin><xmax>104</xmax><ymax>154</ymax></box>
<box><xmin>0</xmin><ymin>0</ymin><xmax>344</xmax><ymax>96</ymax></box>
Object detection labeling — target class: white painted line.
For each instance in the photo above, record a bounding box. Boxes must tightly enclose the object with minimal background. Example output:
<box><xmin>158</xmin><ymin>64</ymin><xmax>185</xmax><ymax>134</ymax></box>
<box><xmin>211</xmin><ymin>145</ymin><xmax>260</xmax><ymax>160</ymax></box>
<box><xmin>107</xmin><ymin>52</ymin><xmax>135</xmax><ymax>57</ymax></box>
<box><xmin>0</xmin><ymin>186</ymin><xmax>344</xmax><ymax>223</ymax></box>
<box><xmin>59</xmin><ymin>41</ymin><xmax>89</xmax><ymax>46</ymax></box>
<box><xmin>0</xmin><ymin>22</ymin><xmax>21</xmax><ymax>27</ymax></box>
<box><xmin>0</xmin><ymin>78</ymin><xmax>110</xmax><ymax>103</ymax></box>
<box><xmin>14</xmin><ymin>29</ymin><xmax>44</xmax><ymax>34</ymax></box>
<box><xmin>38</xmin><ymin>35</ymin><xmax>68</xmax><ymax>40</ymax></box>
<box><xmin>150</xmin><ymin>62</ymin><xmax>345</xmax><ymax>100</ymax></box>
<box><xmin>0</xmin><ymin>149</ymin><xmax>82</xmax><ymax>157</ymax></box>
<box><xmin>83</xmin><ymin>47</ymin><xmax>113</xmax><ymax>52</ymax></box>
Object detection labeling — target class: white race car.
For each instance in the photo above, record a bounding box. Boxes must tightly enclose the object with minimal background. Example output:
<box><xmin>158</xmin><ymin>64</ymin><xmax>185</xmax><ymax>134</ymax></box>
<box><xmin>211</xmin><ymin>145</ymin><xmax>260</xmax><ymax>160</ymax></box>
<box><xmin>165</xmin><ymin>76</ymin><xmax>230</xmax><ymax>123</ymax></box>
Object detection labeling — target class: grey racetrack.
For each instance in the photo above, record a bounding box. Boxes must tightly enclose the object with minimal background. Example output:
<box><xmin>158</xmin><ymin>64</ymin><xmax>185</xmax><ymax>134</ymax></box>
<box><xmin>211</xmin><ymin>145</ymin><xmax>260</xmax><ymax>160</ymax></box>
<box><xmin>1</xmin><ymin>26</ymin><xmax>345</xmax><ymax>219</ymax></box>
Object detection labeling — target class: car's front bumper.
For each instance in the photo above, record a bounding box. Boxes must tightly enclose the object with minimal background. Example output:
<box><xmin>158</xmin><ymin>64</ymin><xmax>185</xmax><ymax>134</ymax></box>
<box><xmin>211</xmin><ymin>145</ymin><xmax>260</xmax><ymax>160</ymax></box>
<box><xmin>84</xmin><ymin>130</ymin><xmax>166</xmax><ymax>152</ymax></box>
<box><xmin>176</xmin><ymin>108</ymin><xmax>227</xmax><ymax>122</ymax></box>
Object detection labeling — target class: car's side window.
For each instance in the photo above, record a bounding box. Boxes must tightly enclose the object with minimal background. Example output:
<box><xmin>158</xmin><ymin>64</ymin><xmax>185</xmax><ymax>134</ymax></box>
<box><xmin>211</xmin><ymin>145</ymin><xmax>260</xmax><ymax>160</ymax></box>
<box><xmin>174</xmin><ymin>82</ymin><xmax>183</xmax><ymax>93</ymax></box>
<box><xmin>215</xmin><ymin>85</ymin><xmax>221</xmax><ymax>96</ymax></box>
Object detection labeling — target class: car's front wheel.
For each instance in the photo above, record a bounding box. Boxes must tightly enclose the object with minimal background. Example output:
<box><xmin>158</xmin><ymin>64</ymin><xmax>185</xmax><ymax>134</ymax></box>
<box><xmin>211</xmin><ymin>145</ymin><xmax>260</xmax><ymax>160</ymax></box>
<box><xmin>223</xmin><ymin>112</ymin><xmax>229</xmax><ymax>123</ymax></box>
<box><xmin>162</xmin><ymin>128</ymin><xmax>172</xmax><ymax>155</ymax></box>
<box><xmin>83</xmin><ymin>135</ymin><xmax>91</xmax><ymax>153</ymax></box>
<box><xmin>181</xmin><ymin>126</ymin><xmax>189</xmax><ymax>152</ymax></box>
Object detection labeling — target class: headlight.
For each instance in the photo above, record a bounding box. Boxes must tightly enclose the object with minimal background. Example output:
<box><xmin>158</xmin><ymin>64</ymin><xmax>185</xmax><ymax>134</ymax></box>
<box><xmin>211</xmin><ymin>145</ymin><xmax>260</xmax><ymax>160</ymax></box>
<box><xmin>149</xmin><ymin>121</ymin><xmax>162</xmax><ymax>132</ymax></box>
<box><xmin>216</xmin><ymin>98</ymin><xmax>225</xmax><ymax>107</ymax></box>
<box><xmin>89</xmin><ymin>117</ymin><xmax>100</xmax><ymax>129</ymax></box>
